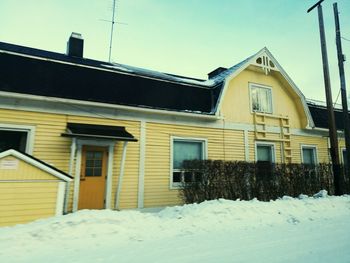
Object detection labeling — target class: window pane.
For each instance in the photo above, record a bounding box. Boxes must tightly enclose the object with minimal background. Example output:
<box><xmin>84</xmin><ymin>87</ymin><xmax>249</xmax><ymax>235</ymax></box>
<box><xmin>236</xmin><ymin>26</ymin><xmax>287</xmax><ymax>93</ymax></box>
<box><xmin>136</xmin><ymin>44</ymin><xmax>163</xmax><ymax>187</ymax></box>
<box><xmin>173</xmin><ymin>140</ymin><xmax>203</xmax><ymax>169</ymax></box>
<box><xmin>94</xmin><ymin>159</ymin><xmax>102</xmax><ymax>167</ymax></box>
<box><xmin>251</xmin><ymin>87</ymin><xmax>259</xmax><ymax>111</ymax></box>
<box><xmin>93</xmin><ymin>167</ymin><xmax>102</xmax><ymax>176</ymax></box>
<box><xmin>85</xmin><ymin>168</ymin><xmax>93</xmax><ymax>176</ymax></box>
<box><xmin>0</xmin><ymin>130</ymin><xmax>27</xmax><ymax>152</ymax></box>
<box><xmin>86</xmin><ymin>160</ymin><xmax>94</xmax><ymax>167</ymax></box>
<box><xmin>251</xmin><ymin>86</ymin><xmax>272</xmax><ymax>113</ymax></box>
<box><xmin>303</xmin><ymin>148</ymin><xmax>315</xmax><ymax>165</ymax></box>
<box><xmin>184</xmin><ymin>172</ymin><xmax>193</xmax><ymax>183</ymax></box>
<box><xmin>173</xmin><ymin>172</ymin><xmax>181</xmax><ymax>183</ymax></box>
<box><xmin>257</xmin><ymin>145</ymin><xmax>272</xmax><ymax>162</ymax></box>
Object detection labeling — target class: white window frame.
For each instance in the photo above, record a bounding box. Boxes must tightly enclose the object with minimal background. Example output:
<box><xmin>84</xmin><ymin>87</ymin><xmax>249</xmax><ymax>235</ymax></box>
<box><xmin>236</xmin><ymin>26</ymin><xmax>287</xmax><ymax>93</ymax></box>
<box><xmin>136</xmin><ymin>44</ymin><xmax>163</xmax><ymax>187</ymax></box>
<box><xmin>249</xmin><ymin>83</ymin><xmax>273</xmax><ymax>114</ymax></box>
<box><xmin>255</xmin><ymin>142</ymin><xmax>276</xmax><ymax>163</ymax></box>
<box><xmin>300</xmin><ymin>145</ymin><xmax>318</xmax><ymax>165</ymax></box>
<box><xmin>170</xmin><ymin>136</ymin><xmax>207</xmax><ymax>189</ymax></box>
<box><xmin>0</xmin><ymin>123</ymin><xmax>35</xmax><ymax>154</ymax></box>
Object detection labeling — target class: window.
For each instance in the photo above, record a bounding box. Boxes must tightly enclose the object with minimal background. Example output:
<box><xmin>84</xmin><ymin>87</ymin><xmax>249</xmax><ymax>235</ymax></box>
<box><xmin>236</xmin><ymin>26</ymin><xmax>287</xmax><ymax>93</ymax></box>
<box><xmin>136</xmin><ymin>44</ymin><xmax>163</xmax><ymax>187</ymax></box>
<box><xmin>256</xmin><ymin>143</ymin><xmax>275</xmax><ymax>163</ymax></box>
<box><xmin>250</xmin><ymin>84</ymin><xmax>272</xmax><ymax>114</ymax></box>
<box><xmin>172</xmin><ymin>138</ymin><xmax>206</xmax><ymax>186</ymax></box>
<box><xmin>0</xmin><ymin>130</ymin><xmax>28</xmax><ymax>152</ymax></box>
<box><xmin>301</xmin><ymin>146</ymin><xmax>317</xmax><ymax>166</ymax></box>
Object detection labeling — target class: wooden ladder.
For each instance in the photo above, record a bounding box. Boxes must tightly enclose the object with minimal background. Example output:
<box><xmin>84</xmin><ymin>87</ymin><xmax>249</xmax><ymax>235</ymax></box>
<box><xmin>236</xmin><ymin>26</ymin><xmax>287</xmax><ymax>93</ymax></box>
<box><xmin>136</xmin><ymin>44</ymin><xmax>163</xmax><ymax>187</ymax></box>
<box><xmin>253</xmin><ymin>112</ymin><xmax>292</xmax><ymax>163</ymax></box>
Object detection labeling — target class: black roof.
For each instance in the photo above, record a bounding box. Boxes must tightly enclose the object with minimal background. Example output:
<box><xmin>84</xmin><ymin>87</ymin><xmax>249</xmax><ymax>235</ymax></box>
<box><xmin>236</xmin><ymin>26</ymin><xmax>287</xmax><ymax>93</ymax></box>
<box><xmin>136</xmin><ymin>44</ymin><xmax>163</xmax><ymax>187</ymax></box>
<box><xmin>62</xmin><ymin>123</ymin><xmax>137</xmax><ymax>142</ymax></box>
<box><xmin>307</xmin><ymin>102</ymin><xmax>349</xmax><ymax>130</ymax></box>
<box><xmin>0</xmin><ymin>41</ymin><xmax>223</xmax><ymax>114</ymax></box>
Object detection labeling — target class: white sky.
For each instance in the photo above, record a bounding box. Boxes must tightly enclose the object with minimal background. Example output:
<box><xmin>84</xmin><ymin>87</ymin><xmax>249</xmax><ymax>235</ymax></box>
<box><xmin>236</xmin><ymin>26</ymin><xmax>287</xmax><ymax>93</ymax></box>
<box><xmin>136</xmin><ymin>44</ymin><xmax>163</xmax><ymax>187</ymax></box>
<box><xmin>0</xmin><ymin>0</ymin><xmax>350</xmax><ymax>102</ymax></box>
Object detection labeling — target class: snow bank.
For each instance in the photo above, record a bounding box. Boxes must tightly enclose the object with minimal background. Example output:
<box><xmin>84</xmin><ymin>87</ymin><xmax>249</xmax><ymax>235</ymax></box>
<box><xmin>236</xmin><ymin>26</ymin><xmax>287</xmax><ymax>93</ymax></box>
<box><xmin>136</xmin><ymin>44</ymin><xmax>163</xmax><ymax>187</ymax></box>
<box><xmin>0</xmin><ymin>192</ymin><xmax>349</xmax><ymax>263</ymax></box>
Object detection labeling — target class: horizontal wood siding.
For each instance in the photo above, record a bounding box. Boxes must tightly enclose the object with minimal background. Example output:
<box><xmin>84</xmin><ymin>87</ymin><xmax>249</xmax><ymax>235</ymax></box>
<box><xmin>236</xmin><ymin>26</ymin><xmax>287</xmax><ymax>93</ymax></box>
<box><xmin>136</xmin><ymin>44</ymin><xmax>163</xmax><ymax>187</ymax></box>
<box><xmin>0</xmin><ymin>157</ymin><xmax>58</xmax><ymax>181</ymax></box>
<box><xmin>291</xmin><ymin>135</ymin><xmax>330</xmax><ymax>163</ymax></box>
<box><xmin>66</xmin><ymin>116</ymin><xmax>140</xmax><ymax>209</ymax></box>
<box><xmin>144</xmin><ymin>122</ymin><xmax>245</xmax><ymax>207</ymax></box>
<box><xmin>0</xmin><ymin>182</ymin><xmax>58</xmax><ymax>226</ymax></box>
<box><xmin>0</xmin><ymin>109</ymin><xmax>140</xmax><ymax>211</ymax></box>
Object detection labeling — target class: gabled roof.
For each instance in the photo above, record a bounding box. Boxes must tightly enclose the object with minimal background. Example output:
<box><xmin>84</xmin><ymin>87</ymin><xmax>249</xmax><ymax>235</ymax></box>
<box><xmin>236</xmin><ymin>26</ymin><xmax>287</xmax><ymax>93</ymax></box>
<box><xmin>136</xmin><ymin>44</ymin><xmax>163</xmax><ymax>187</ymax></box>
<box><xmin>214</xmin><ymin>47</ymin><xmax>315</xmax><ymax>128</ymax></box>
<box><xmin>0</xmin><ymin>149</ymin><xmax>72</xmax><ymax>181</ymax></box>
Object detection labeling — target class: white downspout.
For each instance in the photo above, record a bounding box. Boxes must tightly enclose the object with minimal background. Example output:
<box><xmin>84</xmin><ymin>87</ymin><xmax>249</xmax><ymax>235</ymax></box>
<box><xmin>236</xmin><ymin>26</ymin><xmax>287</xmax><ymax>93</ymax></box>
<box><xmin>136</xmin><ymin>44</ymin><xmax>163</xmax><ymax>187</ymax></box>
<box><xmin>115</xmin><ymin>141</ymin><xmax>128</xmax><ymax>210</ymax></box>
<box><xmin>64</xmin><ymin>137</ymin><xmax>76</xmax><ymax>214</ymax></box>
<box><xmin>72</xmin><ymin>144</ymin><xmax>82</xmax><ymax>212</ymax></box>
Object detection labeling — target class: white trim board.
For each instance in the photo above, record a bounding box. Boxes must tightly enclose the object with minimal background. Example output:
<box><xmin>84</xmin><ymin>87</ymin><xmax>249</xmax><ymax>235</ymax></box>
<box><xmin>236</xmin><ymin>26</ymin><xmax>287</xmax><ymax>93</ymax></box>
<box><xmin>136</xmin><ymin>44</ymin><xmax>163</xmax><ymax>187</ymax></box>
<box><xmin>169</xmin><ymin>136</ymin><xmax>208</xmax><ymax>189</ymax></box>
<box><xmin>0</xmin><ymin>95</ymin><xmax>327</xmax><ymax>138</ymax></box>
<box><xmin>0</xmin><ymin>149</ymin><xmax>72</xmax><ymax>182</ymax></box>
<box><xmin>0</xmin><ymin>123</ymin><xmax>35</xmax><ymax>154</ymax></box>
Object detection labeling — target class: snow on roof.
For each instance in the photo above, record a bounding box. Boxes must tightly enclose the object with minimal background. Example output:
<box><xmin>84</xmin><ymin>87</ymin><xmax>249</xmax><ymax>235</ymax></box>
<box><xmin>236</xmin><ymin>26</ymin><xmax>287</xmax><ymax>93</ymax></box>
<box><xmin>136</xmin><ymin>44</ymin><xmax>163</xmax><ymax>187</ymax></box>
<box><xmin>101</xmin><ymin>53</ymin><xmax>257</xmax><ymax>88</ymax></box>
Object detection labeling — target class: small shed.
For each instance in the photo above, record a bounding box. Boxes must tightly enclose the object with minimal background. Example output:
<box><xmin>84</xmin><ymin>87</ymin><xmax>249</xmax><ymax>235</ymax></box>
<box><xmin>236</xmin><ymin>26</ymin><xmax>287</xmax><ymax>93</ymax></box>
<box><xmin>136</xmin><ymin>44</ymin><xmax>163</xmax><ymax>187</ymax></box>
<box><xmin>0</xmin><ymin>149</ymin><xmax>72</xmax><ymax>227</ymax></box>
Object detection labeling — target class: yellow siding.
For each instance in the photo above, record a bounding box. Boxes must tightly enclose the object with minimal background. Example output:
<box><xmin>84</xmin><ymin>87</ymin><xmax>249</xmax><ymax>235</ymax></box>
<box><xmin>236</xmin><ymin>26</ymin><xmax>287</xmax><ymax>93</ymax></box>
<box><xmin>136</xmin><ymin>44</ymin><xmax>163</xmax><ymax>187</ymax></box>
<box><xmin>0</xmin><ymin>182</ymin><xmax>58</xmax><ymax>226</ymax></box>
<box><xmin>0</xmin><ymin>157</ymin><xmax>58</xmax><ymax>181</ymax></box>
<box><xmin>0</xmin><ymin>108</ymin><xmax>140</xmax><ymax>211</ymax></box>
<box><xmin>291</xmin><ymin>135</ymin><xmax>330</xmax><ymax>163</ymax></box>
<box><xmin>248</xmin><ymin>131</ymin><xmax>282</xmax><ymax>162</ymax></box>
<box><xmin>144</xmin><ymin>122</ymin><xmax>245</xmax><ymax>207</ymax></box>
<box><xmin>63</xmin><ymin>115</ymin><xmax>141</xmax><ymax>209</ymax></box>
<box><xmin>221</xmin><ymin>68</ymin><xmax>306</xmax><ymax>129</ymax></box>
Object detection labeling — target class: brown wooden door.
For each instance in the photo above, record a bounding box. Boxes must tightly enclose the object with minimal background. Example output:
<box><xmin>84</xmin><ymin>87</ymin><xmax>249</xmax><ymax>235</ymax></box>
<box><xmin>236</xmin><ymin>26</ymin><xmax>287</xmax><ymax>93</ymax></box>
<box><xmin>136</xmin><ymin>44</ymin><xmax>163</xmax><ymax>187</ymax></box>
<box><xmin>78</xmin><ymin>146</ymin><xmax>108</xmax><ymax>209</ymax></box>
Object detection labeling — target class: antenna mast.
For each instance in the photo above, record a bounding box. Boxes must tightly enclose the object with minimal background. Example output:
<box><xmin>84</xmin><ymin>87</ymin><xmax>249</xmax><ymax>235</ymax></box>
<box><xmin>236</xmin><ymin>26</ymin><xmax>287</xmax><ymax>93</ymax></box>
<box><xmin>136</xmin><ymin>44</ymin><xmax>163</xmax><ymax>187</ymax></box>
<box><xmin>108</xmin><ymin>0</ymin><xmax>117</xmax><ymax>62</ymax></box>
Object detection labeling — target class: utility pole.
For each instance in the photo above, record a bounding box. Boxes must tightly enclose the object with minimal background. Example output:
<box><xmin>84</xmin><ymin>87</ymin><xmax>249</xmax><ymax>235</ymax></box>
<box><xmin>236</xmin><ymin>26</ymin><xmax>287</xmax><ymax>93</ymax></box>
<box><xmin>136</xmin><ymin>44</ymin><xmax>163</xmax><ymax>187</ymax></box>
<box><xmin>307</xmin><ymin>0</ymin><xmax>342</xmax><ymax>195</ymax></box>
<box><xmin>334</xmin><ymin>2</ymin><xmax>350</xmax><ymax>191</ymax></box>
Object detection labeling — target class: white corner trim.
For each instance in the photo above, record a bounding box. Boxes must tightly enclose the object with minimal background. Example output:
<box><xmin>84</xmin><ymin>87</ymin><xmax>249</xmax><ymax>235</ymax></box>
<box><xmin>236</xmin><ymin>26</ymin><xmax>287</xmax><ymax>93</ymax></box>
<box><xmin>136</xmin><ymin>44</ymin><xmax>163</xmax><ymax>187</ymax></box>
<box><xmin>72</xmin><ymin>145</ymin><xmax>82</xmax><ymax>212</ymax></box>
<box><xmin>0</xmin><ymin>149</ymin><xmax>72</xmax><ymax>181</ymax></box>
<box><xmin>244</xmin><ymin>129</ymin><xmax>249</xmax><ymax>161</ymax></box>
<box><xmin>138</xmin><ymin>121</ymin><xmax>146</xmax><ymax>209</ymax></box>
<box><xmin>56</xmin><ymin>181</ymin><xmax>66</xmax><ymax>216</ymax></box>
<box><xmin>115</xmin><ymin>141</ymin><xmax>128</xmax><ymax>210</ymax></box>
<box><xmin>105</xmin><ymin>144</ymin><xmax>114</xmax><ymax>209</ymax></box>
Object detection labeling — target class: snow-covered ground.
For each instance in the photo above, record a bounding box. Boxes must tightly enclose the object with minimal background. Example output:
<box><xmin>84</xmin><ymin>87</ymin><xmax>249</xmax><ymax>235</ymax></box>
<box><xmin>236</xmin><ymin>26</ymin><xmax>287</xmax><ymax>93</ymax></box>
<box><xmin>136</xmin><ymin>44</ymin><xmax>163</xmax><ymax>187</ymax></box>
<box><xmin>1</xmin><ymin>191</ymin><xmax>350</xmax><ymax>263</ymax></box>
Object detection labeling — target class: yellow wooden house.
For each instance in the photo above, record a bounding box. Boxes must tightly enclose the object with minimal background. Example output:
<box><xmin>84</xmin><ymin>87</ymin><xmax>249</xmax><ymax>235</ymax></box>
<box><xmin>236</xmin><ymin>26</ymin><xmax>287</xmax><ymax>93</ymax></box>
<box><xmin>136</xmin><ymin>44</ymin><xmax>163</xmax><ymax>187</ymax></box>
<box><xmin>0</xmin><ymin>33</ymin><xmax>344</xmax><ymax>225</ymax></box>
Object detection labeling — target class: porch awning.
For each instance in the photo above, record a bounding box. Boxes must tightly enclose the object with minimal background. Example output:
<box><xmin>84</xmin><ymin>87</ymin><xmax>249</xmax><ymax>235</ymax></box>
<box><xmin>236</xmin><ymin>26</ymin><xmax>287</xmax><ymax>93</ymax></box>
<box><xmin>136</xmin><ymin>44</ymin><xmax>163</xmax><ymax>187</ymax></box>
<box><xmin>61</xmin><ymin>123</ymin><xmax>137</xmax><ymax>142</ymax></box>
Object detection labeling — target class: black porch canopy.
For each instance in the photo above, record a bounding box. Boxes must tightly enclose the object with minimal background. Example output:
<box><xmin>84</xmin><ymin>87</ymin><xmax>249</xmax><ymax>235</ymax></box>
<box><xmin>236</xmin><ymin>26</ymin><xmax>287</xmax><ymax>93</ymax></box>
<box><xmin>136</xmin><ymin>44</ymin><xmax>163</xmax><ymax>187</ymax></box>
<box><xmin>62</xmin><ymin>123</ymin><xmax>137</xmax><ymax>142</ymax></box>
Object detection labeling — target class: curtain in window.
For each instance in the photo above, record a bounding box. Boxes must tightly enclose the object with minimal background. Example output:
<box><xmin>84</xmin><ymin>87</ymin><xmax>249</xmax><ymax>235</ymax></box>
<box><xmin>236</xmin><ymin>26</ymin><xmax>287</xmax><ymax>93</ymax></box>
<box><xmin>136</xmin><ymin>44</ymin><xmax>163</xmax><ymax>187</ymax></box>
<box><xmin>251</xmin><ymin>86</ymin><xmax>272</xmax><ymax>113</ymax></box>
<box><xmin>173</xmin><ymin>141</ymin><xmax>202</xmax><ymax>169</ymax></box>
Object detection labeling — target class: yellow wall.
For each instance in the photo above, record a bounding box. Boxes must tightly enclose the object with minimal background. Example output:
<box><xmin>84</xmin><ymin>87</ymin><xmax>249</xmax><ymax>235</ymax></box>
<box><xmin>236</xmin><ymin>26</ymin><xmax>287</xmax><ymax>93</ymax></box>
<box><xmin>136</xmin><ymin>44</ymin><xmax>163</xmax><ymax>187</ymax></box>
<box><xmin>0</xmin><ymin>156</ymin><xmax>58</xmax><ymax>181</ymax></box>
<box><xmin>0</xmin><ymin>182</ymin><xmax>59</xmax><ymax>226</ymax></box>
<box><xmin>221</xmin><ymin>68</ymin><xmax>306</xmax><ymax>129</ymax></box>
<box><xmin>0</xmin><ymin>108</ymin><xmax>140</xmax><ymax>211</ymax></box>
<box><xmin>144</xmin><ymin>122</ymin><xmax>245</xmax><ymax>207</ymax></box>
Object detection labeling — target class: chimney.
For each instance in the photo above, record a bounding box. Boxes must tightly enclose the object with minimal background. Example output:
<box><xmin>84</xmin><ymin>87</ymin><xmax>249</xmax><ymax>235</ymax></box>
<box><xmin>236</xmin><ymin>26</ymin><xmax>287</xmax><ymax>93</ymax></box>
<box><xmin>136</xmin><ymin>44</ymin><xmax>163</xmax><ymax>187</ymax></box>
<box><xmin>66</xmin><ymin>32</ymin><xmax>84</xmax><ymax>58</ymax></box>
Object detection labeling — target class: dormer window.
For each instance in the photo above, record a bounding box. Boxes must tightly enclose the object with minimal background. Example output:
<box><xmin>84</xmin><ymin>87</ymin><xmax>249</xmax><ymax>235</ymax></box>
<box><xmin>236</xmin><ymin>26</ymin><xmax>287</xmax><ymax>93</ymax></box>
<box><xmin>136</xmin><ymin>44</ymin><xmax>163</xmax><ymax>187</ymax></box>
<box><xmin>250</xmin><ymin>84</ymin><xmax>273</xmax><ymax>114</ymax></box>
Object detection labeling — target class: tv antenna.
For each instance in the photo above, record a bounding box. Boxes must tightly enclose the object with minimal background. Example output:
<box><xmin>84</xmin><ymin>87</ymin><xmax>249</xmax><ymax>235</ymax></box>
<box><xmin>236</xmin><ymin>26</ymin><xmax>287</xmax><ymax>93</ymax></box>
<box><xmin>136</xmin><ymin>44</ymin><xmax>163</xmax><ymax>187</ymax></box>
<box><xmin>100</xmin><ymin>0</ymin><xmax>128</xmax><ymax>62</ymax></box>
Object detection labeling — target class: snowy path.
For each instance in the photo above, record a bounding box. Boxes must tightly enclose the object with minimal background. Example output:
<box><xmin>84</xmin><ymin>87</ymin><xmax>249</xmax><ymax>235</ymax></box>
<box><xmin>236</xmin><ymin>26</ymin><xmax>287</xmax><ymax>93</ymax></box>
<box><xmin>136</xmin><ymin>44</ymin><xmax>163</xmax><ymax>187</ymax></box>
<box><xmin>0</xmin><ymin>192</ymin><xmax>349</xmax><ymax>263</ymax></box>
